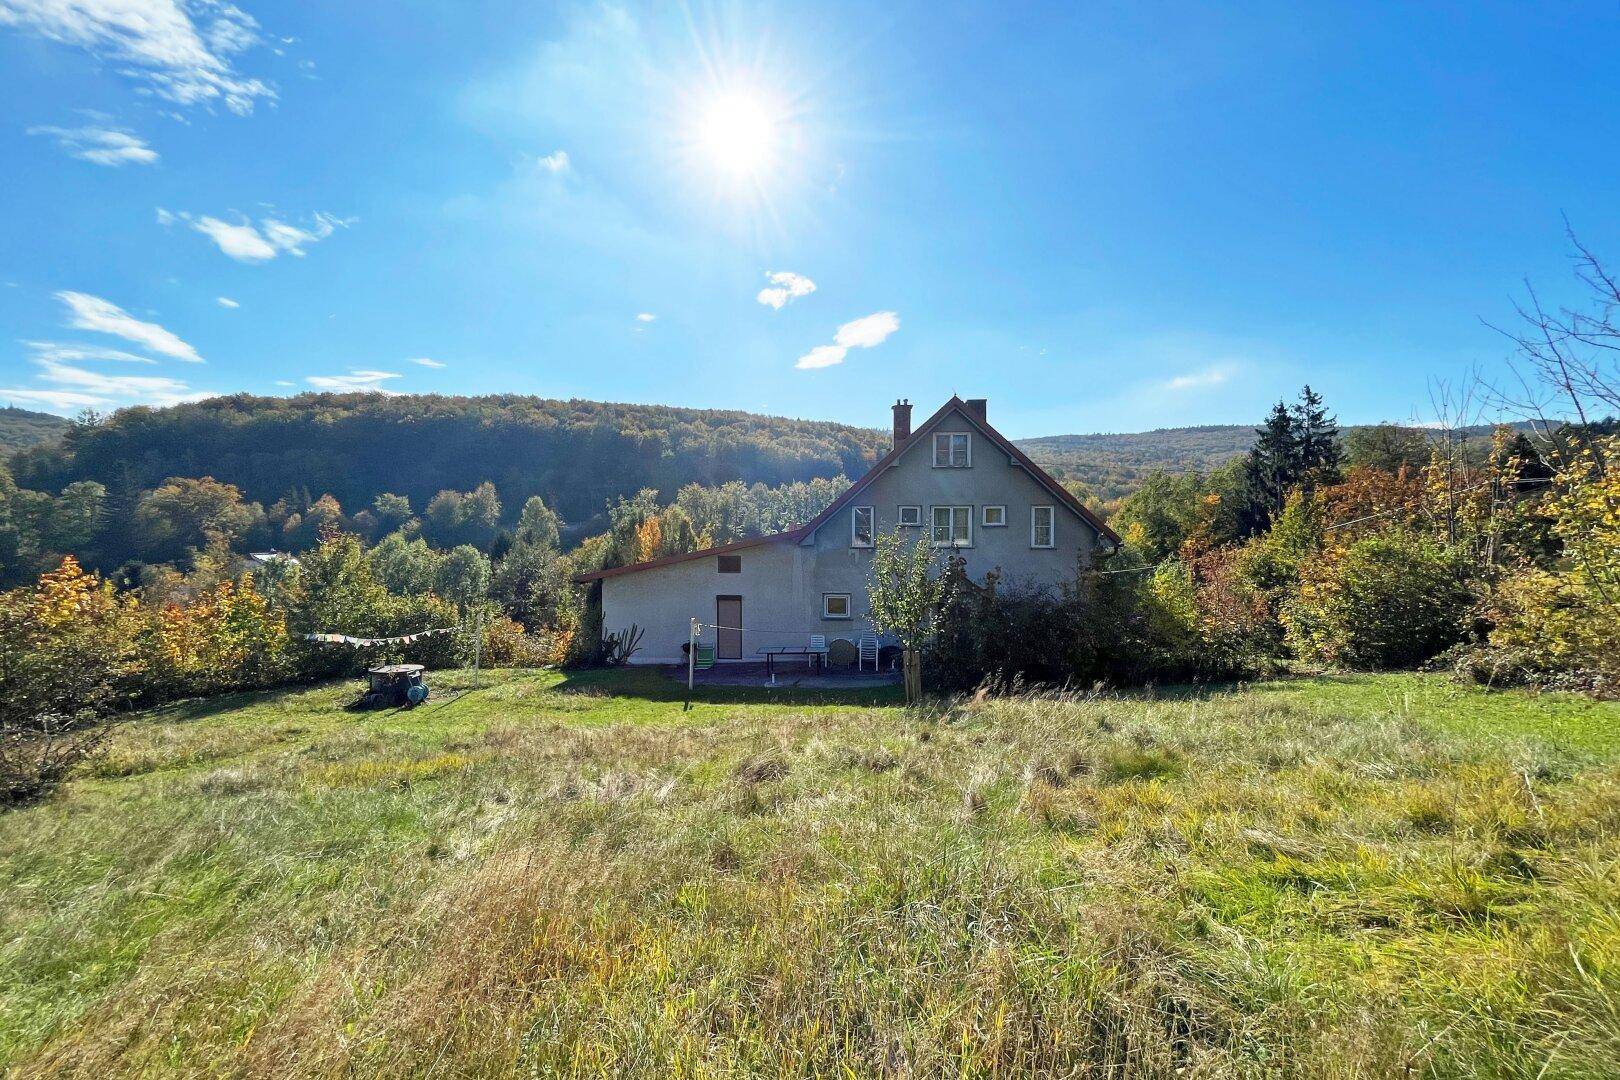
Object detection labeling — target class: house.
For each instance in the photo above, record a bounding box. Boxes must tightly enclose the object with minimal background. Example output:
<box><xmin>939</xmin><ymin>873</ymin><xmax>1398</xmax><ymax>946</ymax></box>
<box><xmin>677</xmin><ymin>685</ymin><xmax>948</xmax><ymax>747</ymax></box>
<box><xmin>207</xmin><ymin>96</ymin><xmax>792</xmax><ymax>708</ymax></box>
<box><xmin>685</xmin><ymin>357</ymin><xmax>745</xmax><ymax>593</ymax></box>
<box><xmin>577</xmin><ymin>396</ymin><xmax>1121</xmax><ymax>664</ymax></box>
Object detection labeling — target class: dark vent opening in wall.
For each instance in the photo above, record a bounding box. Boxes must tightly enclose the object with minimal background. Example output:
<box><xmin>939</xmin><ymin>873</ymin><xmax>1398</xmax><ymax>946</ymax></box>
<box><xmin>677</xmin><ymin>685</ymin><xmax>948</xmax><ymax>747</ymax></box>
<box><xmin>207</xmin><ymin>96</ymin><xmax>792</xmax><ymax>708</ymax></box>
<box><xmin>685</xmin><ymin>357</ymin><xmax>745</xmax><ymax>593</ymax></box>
<box><xmin>718</xmin><ymin>555</ymin><xmax>742</xmax><ymax>573</ymax></box>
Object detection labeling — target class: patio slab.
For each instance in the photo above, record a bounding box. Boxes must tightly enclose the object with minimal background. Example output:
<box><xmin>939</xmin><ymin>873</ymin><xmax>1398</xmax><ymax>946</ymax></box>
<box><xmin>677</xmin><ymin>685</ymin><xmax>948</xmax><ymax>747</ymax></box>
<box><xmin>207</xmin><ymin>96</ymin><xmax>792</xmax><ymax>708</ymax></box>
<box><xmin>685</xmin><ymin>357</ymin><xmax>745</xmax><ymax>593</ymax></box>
<box><xmin>663</xmin><ymin>661</ymin><xmax>900</xmax><ymax>689</ymax></box>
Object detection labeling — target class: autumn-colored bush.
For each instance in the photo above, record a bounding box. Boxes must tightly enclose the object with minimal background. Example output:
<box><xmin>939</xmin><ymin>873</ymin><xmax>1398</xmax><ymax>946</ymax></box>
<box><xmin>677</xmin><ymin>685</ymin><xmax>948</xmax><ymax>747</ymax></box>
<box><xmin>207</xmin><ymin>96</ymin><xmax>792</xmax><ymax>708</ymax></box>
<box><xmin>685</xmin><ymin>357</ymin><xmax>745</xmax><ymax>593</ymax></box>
<box><xmin>1283</xmin><ymin>529</ymin><xmax>1472</xmax><ymax>669</ymax></box>
<box><xmin>142</xmin><ymin>578</ymin><xmax>290</xmax><ymax>700</ymax></box>
<box><xmin>478</xmin><ymin>614</ymin><xmax>557</xmax><ymax>667</ymax></box>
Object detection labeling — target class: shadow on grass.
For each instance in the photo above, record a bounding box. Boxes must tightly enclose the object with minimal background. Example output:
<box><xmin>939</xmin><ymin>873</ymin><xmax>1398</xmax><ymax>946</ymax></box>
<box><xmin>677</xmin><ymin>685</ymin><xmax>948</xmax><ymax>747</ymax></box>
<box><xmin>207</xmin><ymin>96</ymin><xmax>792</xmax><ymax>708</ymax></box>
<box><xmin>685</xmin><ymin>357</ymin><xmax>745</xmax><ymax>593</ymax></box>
<box><xmin>552</xmin><ymin>666</ymin><xmax>907</xmax><ymax>709</ymax></box>
<box><xmin>131</xmin><ymin>678</ymin><xmax>354</xmax><ymax>724</ymax></box>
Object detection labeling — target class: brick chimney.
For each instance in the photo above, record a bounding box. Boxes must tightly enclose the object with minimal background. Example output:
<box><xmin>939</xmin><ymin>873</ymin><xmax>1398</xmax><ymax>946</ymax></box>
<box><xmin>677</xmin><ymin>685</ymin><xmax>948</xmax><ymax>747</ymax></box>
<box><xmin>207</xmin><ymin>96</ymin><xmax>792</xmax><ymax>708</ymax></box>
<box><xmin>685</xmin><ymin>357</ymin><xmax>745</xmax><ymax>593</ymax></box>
<box><xmin>964</xmin><ymin>398</ymin><xmax>988</xmax><ymax>422</ymax></box>
<box><xmin>891</xmin><ymin>399</ymin><xmax>913</xmax><ymax>450</ymax></box>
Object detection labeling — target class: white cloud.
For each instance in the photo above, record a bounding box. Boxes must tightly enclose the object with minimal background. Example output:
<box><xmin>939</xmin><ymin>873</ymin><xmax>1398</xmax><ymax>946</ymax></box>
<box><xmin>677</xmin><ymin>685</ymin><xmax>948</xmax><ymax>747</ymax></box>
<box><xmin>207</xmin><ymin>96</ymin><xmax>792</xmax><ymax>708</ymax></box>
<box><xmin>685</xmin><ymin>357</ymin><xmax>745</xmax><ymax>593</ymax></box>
<box><xmin>794</xmin><ymin>344</ymin><xmax>847</xmax><ymax>370</ymax></box>
<box><xmin>756</xmin><ymin>270</ymin><xmax>816</xmax><ymax>310</ymax></box>
<box><xmin>24</xmin><ymin>340</ymin><xmax>157</xmax><ymax>364</ymax></box>
<box><xmin>409</xmin><ymin>357</ymin><xmax>445</xmax><ymax>368</ymax></box>
<box><xmin>274</xmin><ymin>379</ymin><xmax>294</xmax><ymax>387</ymax></box>
<box><xmin>55</xmin><ymin>290</ymin><xmax>202</xmax><ymax>362</ymax></box>
<box><xmin>160</xmin><ymin>209</ymin><xmax>351</xmax><ymax>262</ymax></box>
<box><xmin>305</xmin><ymin>369</ymin><xmax>401</xmax><ymax>393</ymax></box>
<box><xmin>216</xmin><ymin>296</ymin><xmax>239</xmax><ymax>308</ymax></box>
<box><xmin>536</xmin><ymin>149</ymin><xmax>570</xmax><ymax>174</ymax></box>
<box><xmin>634</xmin><ymin>312</ymin><xmax>656</xmax><ymax>323</ymax></box>
<box><xmin>1</xmin><ymin>358</ymin><xmax>210</xmax><ymax>413</ymax></box>
<box><xmin>26</xmin><ymin>123</ymin><xmax>157</xmax><ymax>165</ymax></box>
<box><xmin>834</xmin><ymin>310</ymin><xmax>900</xmax><ymax>349</ymax></box>
<box><xmin>795</xmin><ymin>310</ymin><xmax>900</xmax><ymax>371</ymax></box>
<box><xmin>0</xmin><ymin>0</ymin><xmax>275</xmax><ymax>114</ymax></box>
<box><xmin>1165</xmin><ymin>365</ymin><xmax>1234</xmax><ymax>391</ymax></box>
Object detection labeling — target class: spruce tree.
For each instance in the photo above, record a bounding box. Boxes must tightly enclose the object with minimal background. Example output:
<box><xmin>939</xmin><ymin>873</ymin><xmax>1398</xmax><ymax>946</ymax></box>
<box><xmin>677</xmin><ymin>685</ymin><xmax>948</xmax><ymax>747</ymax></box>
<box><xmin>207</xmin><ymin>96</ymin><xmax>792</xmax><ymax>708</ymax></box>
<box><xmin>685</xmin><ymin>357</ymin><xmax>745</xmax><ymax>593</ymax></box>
<box><xmin>1292</xmin><ymin>385</ymin><xmax>1344</xmax><ymax>481</ymax></box>
<box><xmin>1243</xmin><ymin>400</ymin><xmax>1299</xmax><ymax>532</ymax></box>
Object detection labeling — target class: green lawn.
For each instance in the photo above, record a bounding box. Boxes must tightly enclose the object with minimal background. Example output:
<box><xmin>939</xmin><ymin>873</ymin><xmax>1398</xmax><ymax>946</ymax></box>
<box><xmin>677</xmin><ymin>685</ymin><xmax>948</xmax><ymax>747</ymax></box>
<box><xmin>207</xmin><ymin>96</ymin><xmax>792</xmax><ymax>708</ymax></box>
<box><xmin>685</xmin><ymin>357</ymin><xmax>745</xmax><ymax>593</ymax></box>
<box><xmin>2</xmin><ymin>669</ymin><xmax>1617</xmax><ymax>1077</ymax></box>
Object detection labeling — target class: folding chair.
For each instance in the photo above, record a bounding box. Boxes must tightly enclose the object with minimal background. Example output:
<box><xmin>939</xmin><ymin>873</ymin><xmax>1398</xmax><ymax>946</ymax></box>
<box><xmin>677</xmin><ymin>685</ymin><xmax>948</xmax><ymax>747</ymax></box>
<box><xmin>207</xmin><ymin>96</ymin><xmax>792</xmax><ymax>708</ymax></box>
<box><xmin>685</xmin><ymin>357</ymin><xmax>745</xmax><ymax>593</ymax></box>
<box><xmin>809</xmin><ymin>634</ymin><xmax>827</xmax><ymax>672</ymax></box>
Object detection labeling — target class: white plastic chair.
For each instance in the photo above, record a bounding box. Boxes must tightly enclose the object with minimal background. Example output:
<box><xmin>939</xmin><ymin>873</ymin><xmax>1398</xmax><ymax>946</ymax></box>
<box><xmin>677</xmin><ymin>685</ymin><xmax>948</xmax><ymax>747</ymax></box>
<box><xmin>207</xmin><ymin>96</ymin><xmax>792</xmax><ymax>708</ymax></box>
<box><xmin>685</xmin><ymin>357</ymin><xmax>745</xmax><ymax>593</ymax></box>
<box><xmin>858</xmin><ymin>631</ymin><xmax>879</xmax><ymax>671</ymax></box>
<box><xmin>809</xmin><ymin>634</ymin><xmax>827</xmax><ymax>672</ymax></box>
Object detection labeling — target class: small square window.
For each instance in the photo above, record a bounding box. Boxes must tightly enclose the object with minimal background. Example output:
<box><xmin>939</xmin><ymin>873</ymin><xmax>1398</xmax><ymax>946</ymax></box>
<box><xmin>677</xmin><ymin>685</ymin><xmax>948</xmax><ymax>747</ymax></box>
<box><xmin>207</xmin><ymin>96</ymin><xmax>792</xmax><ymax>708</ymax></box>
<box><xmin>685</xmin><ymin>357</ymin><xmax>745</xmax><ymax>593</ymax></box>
<box><xmin>897</xmin><ymin>505</ymin><xmax>922</xmax><ymax>527</ymax></box>
<box><xmin>932</xmin><ymin>432</ymin><xmax>971</xmax><ymax>467</ymax></box>
<box><xmin>718</xmin><ymin>554</ymin><xmax>741</xmax><ymax>573</ymax></box>
<box><xmin>823</xmin><ymin>593</ymin><xmax>852</xmax><ymax>619</ymax></box>
<box><xmin>982</xmin><ymin>505</ymin><xmax>1006</xmax><ymax>527</ymax></box>
<box><xmin>851</xmin><ymin>506</ymin><xmax>875</xmax><ymax>547</ymax></box>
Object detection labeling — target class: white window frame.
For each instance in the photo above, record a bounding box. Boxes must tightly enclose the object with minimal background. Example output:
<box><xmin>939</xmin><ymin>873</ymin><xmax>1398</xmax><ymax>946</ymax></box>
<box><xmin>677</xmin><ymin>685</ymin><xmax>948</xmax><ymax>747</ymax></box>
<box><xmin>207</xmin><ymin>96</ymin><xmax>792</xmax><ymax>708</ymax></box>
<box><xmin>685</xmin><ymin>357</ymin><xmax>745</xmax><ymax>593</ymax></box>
<box><xmin>982</xmin><ymin>505</ymin><xmax>1007</xmax><ymax>527</ymax></box>
<box><xmin>932</xmin><ymin>432</ymin><xmax>971</xmax><ymax>468</ymax></box>
<box><xmin>930</xmin><ymin>505</ymin><xmax>973</xmax><ymax>547</ymax></box>
<box><xmin>851</xmin><ymin>505</ymin><xmax>875</xmax><ymax>548</ymax></box>
<box><xmin>822</xmin><ymin>593</ymin><xmax>852</xmax><ymax>620</ymax></box>
<box><xmin>896</xmin><ymin>505</ymin><xmax>923</xmax><ymax>527</ymax></box>
<box><xmin>1031</xmin><ymin>505</ymin><xmax>1056</xmax><ymax>548</ymax></box>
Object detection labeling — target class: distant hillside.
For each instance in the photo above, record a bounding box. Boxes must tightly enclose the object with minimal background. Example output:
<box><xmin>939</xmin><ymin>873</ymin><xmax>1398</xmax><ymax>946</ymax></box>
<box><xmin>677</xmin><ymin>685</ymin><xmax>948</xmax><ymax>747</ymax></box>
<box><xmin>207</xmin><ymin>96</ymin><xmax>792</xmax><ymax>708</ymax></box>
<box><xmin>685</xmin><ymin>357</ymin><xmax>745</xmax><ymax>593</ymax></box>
<box><xmin>12</xmin><ymin>393</ymin><xmax>889</xmax><ymax>531</ymax></box>
<box><xmin>1016</xmin><ymin>426</ymin><xmax>1255</xmax><ymax>501</ymax></box>
<box><xmin>0</xmin><ymin>407</ymin><xmax>71</xmax><ymax>457</ymax></box>
<box><xmin>1015</xmin><ymin>422</ymin><xmax>1529</xmax><ymax>503</ymax></box>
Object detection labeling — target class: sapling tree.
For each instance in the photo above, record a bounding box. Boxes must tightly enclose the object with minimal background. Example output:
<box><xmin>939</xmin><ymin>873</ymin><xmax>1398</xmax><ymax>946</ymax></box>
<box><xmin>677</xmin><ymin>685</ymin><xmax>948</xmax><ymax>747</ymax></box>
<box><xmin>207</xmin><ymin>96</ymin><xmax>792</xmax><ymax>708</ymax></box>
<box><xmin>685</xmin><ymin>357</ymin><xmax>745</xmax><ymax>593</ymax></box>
<box><xmin>865</xmin><ymin>532</ymin><xmax>953</xmax><ymax>702</ymax></box>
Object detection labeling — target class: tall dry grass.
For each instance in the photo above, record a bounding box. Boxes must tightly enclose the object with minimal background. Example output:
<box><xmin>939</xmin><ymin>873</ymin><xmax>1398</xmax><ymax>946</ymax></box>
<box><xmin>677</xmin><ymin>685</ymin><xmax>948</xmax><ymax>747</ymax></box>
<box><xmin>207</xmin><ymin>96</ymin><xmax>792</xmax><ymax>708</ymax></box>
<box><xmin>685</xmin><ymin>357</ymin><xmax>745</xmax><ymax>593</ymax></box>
<box><xmin>3</xmin><ymin>675</ymin><xmax>1618</xmax><ymax>1077</ymax></box>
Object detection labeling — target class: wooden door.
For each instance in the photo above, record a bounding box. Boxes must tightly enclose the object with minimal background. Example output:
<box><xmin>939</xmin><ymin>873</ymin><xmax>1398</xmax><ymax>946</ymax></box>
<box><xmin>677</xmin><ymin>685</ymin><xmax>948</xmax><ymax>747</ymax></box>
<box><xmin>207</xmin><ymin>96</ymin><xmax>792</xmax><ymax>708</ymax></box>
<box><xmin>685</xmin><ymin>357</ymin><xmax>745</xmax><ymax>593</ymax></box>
<box><xmin>716</xmin><ymin>596</ymin><xmax>743</xmax><ymax>659</ymax></box>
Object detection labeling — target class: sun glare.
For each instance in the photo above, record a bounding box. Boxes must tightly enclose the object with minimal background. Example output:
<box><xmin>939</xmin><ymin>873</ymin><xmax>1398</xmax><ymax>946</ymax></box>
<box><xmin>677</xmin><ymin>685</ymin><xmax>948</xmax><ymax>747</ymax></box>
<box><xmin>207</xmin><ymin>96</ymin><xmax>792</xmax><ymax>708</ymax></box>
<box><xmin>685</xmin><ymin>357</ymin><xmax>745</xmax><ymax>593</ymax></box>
<box><xmin>699</xmin><ymin>93</ymin><xmax>774</xmax><ymax>175</ymax></box>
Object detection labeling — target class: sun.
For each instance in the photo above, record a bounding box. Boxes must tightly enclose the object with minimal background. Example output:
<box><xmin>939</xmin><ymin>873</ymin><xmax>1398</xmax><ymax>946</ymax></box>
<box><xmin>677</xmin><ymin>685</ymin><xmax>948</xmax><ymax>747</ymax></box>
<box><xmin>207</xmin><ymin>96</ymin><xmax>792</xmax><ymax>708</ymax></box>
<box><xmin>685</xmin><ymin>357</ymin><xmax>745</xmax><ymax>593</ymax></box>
<box><xmin>698</xmin><ymin>93</ymin><xmax>775</xmax><ymax>175</ymax></box>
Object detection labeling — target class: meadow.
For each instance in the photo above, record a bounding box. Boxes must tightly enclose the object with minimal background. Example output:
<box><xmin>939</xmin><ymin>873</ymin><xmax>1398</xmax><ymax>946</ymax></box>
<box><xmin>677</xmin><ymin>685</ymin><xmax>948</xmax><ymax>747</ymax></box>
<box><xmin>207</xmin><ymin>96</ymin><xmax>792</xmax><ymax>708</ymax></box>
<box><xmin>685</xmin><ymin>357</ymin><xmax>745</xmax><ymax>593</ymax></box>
<box><xmin>1</xmin><ymin>668</ymin><xmax>1617</xmax><ymax>1077</ymax></box>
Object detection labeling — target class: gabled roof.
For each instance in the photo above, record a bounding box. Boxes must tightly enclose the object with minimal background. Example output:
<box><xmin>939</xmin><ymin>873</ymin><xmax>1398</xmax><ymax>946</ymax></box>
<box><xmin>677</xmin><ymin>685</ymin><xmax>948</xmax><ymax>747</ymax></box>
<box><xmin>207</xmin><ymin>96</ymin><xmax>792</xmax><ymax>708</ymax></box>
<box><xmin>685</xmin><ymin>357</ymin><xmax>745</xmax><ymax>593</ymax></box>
<box><xmin>575</xmin><ymin>396</ymin><xmax>1120</xmax><ymax>583</ymax></box>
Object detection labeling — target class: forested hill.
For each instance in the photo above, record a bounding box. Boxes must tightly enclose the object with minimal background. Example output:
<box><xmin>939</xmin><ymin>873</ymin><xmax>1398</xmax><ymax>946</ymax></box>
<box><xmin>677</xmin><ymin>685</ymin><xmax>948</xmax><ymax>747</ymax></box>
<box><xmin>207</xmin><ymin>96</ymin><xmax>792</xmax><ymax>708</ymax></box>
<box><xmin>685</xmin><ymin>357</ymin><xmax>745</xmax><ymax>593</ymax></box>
<box><xmin>0</xmin><ymin>407</ymin><xmax>70</xmax><ymax>455</ymax></box>
<box><xmin>10</xmin><ymin>394</ymin><xmax>890</xmax><ymax>529</ymax></box>
<box><xmin>1017</xmin><ymin>426</ymin><xmax>1256</xmax><ymax>501</ymax></box>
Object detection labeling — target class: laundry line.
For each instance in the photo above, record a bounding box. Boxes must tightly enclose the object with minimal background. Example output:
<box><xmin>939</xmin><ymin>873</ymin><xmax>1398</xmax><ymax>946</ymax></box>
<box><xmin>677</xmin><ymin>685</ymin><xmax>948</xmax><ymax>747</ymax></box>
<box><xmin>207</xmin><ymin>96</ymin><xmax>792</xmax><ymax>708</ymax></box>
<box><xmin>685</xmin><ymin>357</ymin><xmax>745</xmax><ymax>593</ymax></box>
<box><xmin>302</xmin><ymin>626</ymin><xmax>462</xmax><ymax>647</ymax></box>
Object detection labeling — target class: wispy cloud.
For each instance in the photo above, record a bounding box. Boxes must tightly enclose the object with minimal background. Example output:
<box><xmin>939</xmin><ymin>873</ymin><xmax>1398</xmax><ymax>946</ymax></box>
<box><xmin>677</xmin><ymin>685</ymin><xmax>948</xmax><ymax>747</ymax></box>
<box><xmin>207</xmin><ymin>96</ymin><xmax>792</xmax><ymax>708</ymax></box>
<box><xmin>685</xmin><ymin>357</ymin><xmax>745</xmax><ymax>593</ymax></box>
<box><xmin>26</xmin><ymin>122</ymin><xmax>157</xmax><ymax>165</ymax></box>
<box><xmin>0</xmin><ymin>0</ymin><xmax>275</xmax><ymax>114</ymax></box>
<box><xmin>409</xmin><ymin>357</ymin><xmax>445</xmax><ymax>368</ymax></box>
<box><xmin>216</xmin><ymin>296</ymin><xmax>239</xmax><ymax>308</ymax></box>
<box><xmin>1</xmin><ymin>358</ymin><xmax>210</xmax><ymax>413</ymax></box>
<box><xmin>795</xmin><ymin>311</ymin><xmax>900</xmax><ymax>370</ymax></box>
<box><xmin>535</xmin><ymin>149</ymin><xmax>570</xmax><ymax>174</ymax></box>
<box><xmin>306</xmin><ymin>370</ymin><xmax>401</xmax><ymax>393</ymax></box>
<box><xmin>274</xmin><ymin>379</ymin><xmax>295</xmax><ymax>387</ymax></box>
<box><xmin>23</xmin><ymin>340</ymin><xmax>157</xmax><ymax>364</ymax></box>
<box><xmin>158</xmin><ymin>208</ymin><xmax>351</xmax><ymax>263</ymax></box>
<box><xmin>757</xmin><ymin>270</ymin><xmax>816</xmax><ymax>310</ymax></box>
<box><xmin>1165</xmin><ymin>365</ymin><xmax>1235</xmax><ymax>391</ymax></box>
<box><xmin>634</xmin><ymin>312</ymin><xmax>656</xmax><ymax>323</ymax></box>
<box><xmin>55</xmin><ymin>290</ymin><xmax>202</xmax><ymax>362</ymax></box>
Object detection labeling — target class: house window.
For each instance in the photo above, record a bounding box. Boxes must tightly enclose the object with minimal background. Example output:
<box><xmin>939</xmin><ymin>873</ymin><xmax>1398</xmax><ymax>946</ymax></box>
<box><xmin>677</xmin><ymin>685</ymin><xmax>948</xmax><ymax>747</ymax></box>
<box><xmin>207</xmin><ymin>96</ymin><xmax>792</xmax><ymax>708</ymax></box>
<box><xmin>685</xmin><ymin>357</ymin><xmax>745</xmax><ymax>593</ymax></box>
<box><xmin>823</xmin><ymin>593</ymin><xmax>852</xmax><ymax>619</ymax></box>
<box><xmin>932</xmin><ymin>432</ymin><xmax>971</xmax><ymax>467</ymax></box>
<box><xmin>982</xmin><ymin>505</ymin><xmax>1007</xmax><ymax>527</ymax></box>
<box><xmin>851</xmin><ymin>506</ymin><xmax>875</xmax><ymax>547</ymax></box>
<box><xmin>931</xmin><ymin>505</ymin><xmax>972</xmax><ymax>547</ymax></box>
<box><xmin>718</xmin><ymin>555</ymin><xmax>741</xmax><ymax>573</ymax></box>
<box><xmin>896</xmin><ymin>505</ymin><xmax>922</xmax><ymax>527</ymax></box>
<box><xmin>1031</xmin><ymin>505</ymin><xmax>1055</xmax><ymax>548</ymax></box>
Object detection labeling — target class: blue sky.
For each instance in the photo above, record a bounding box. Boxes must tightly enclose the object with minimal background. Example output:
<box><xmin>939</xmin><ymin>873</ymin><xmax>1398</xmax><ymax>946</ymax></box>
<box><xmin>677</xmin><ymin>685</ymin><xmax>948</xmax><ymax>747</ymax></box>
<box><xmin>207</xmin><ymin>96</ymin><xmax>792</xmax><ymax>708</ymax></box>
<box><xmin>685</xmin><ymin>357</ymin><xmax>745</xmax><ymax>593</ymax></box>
<box><xmin>3</xmin><ymin>2</ymin><xmax>1618</xmax><ymax>438</ymax></box>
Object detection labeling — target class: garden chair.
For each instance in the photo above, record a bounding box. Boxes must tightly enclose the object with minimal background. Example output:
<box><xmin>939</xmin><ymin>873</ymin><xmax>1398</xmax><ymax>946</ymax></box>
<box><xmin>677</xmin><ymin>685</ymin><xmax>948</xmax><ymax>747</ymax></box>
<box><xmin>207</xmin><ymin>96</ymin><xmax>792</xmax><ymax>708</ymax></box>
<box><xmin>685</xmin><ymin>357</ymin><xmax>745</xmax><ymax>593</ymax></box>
<box><xmin>858</xmin><ymin>631</ymin><xmax>879</xmax><ymax>671</ymax></box>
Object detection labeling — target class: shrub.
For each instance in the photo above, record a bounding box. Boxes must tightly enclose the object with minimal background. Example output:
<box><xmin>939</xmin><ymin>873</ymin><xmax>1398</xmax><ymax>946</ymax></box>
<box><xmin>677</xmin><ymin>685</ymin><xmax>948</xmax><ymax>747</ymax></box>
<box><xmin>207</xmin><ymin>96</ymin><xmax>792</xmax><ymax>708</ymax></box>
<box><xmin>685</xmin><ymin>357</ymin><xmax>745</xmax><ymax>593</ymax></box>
<box><xmin>1283</xmin><ymin>529</ymin><xmax>1472</xmax><ymax>669</ymax></box>
<box><xmin>480</xmin><ymin>614</ymin><xmax>555</xmax><ymax>667</ymax></box>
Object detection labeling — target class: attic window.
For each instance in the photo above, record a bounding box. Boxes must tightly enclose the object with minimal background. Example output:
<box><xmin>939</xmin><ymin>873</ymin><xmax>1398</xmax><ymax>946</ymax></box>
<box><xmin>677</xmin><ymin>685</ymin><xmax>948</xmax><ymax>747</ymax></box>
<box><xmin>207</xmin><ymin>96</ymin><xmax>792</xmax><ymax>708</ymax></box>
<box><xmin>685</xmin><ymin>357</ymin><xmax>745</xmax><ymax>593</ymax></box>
<box><xmin>718</xmin><ymin>555</ymin><xmax>742</xmax><ymax>573</ymax></box>
<box><xmin>933</xmin><ymin>432</ymin><xmax>970</xmax><ymax>467</ymax></box>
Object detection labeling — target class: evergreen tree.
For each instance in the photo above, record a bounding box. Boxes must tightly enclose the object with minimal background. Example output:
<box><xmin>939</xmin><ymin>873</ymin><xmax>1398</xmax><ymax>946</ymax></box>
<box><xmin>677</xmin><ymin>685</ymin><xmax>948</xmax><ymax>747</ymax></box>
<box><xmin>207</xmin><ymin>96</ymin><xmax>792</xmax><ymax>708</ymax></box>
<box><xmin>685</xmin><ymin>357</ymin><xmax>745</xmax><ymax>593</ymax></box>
<box><xmin>1243</xmin><ymin>400</ymin><xmax>1300</xmax><ymax>532</ymax></box>
<box><xmin>1292</xmin><ymin>385</ymin><xmax>1344</xmax><ymax>482</ymax></box>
